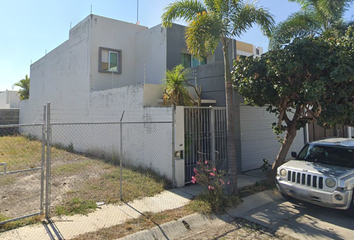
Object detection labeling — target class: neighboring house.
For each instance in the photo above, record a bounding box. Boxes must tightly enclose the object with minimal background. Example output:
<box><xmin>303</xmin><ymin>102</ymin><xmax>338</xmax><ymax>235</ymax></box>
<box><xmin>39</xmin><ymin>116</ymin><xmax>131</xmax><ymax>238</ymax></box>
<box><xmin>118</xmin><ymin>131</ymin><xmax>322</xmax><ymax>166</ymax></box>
<box><xmin>0</xmin><ymin>90</ymin><xmax>20</xmax><ymax>109</ymax></box>
<box><xmin>20</xmin><ymin>14</ymin><xmax>305</xmax><ymax>186</ymax></box>
<box><xmin>0</xmin><ymin>90</ymin><xmax>20</xmax><ymax>125</ymax></box>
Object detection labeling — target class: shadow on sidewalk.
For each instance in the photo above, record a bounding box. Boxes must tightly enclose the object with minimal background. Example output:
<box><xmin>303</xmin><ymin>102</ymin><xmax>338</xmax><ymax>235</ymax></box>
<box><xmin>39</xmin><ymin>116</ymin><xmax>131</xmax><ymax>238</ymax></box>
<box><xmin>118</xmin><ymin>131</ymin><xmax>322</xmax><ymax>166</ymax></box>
<box><xmin>43</xmin><ymin>218</ymin><xmax>65</xmax><ymax>240</ymax></box>
<box><xmin>124</xmin><ymin>202</ymin><xmax>171</xmax><ymax>240</ymax></box>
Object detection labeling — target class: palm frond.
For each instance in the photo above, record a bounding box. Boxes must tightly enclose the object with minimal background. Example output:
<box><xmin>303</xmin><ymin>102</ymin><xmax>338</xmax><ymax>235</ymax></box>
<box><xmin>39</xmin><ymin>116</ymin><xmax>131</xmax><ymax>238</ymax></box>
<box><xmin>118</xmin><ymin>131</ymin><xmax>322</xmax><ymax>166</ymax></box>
<box><xmin>162</xmin><ymin>0</ymin><xmax>207</xmax><ymax>27</ymax></box>
<box><xmin>315</xmin><ymin>0</ymin><xmax>352</xmax><ymax>27</ymax></box>
<box><xmin>229</xmin><ymin>2</ymin><xmax>275</xmax><ymax>38</ymax></box>
<box><xmin>162</xmin><ymin>65</ymin><xmax>192</xmax><ymax>106</ymax></box>
<box><xmin>13</xmin><ymin>75</ymin><xmax>30</xmax><ymax>100</ymax></box>
<box><xmin>185</xmin><ymin>11</ymin><xmax>221</xmax><ymax>58</ymax></box>
<box><xmin>288</xmin><ymin>0</ymin><xmax>313</xmax><ymax>11</ymax></box>
<box><xmin>269</xmin><ymin>12</ymin><xmax>320</xmax><ymax>49</ymax></box>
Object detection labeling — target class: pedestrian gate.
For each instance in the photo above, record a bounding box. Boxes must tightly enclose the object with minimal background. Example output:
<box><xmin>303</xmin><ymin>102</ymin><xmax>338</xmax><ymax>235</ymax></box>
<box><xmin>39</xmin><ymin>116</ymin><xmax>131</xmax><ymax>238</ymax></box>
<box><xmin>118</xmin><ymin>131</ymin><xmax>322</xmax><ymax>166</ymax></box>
<box><xmin>184</xmin><ymin>107</ymin><xmax>228</xmax><ymax>183</ymax></box>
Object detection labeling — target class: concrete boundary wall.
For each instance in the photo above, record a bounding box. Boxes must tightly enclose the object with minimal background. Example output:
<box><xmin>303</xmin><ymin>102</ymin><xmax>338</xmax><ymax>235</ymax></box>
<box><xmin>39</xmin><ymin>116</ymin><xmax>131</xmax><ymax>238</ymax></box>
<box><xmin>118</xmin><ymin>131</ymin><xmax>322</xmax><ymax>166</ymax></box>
<box><xmin>0</xmin><ymin>109</ymin><xmax>19</xmax><ymax>125</ymax></box>
<box><xmin>19</xmin><ymin>85</ymin><xmax>176</xmax><ymax>182</ymax></box>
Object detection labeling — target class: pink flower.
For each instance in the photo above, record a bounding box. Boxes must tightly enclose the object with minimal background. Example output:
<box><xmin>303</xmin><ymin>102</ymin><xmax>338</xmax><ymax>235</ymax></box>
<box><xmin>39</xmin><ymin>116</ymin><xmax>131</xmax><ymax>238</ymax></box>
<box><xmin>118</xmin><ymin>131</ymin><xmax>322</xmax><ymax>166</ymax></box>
<box><xmin>220</xmin><ymin>179</ymin><xmax>225</xmax><ymax>184</ymax></box>
<box><xmin>227</xmin><ymin>181</ymin><xmax>230</xmax><ymax>185</ymax></box>
<box><xmin>208</xmin><ymin>185</ymin><xmax>214</xmax><ymax>190</ymax></box>
<box><xmin>210</xmin><ymin>172</ymin><xmax>215</xmax><ymax>177</ymax></box>
<box><xmin>193</xmin><ymin>168</ymin><xmax>197</xmax><ymax>173</ymax></box>
<box><xmin>191</xmin><ymin>176</ymin><xmax>197</xmax><ymax>184</ymax></box>
<box><xmin>205</xmin><ymin>160</ymin><xmax>208</xmax><ymax>165</ymax></box>
<box><xmin>213</xmin><ymin>168</ymin><xmax>216</xmax><ymax>172</ymax></box>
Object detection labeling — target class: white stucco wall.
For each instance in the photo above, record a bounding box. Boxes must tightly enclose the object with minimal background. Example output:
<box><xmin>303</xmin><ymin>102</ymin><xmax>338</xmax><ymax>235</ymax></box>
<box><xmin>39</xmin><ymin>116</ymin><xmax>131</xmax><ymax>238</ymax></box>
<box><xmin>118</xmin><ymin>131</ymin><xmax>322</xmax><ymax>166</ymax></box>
<box><xmin>20</xmin><ymin>15</ymin><xmax>175</xmax><ymax>181</ymax></box>
<box><xmin>89</xmin><ymin>15</ymin><xmax>148</xmax><ymax>91</ymax></box>
<box><xmin>22</xmin><ymin>15</ymin><xmax>92</xmax><ymax>125</ymax></box>
<box><xmin>21</xmin><ymin>82</ymin><xmax>174</xmax><ymax>181</ymax></box>
<box><xmin>240</xmin><ymin>105</ymin><xmax>305</xmax><ymax>171</ymax></box>
<box><xmin>135</xmin><ymin>24</ymin><xmax>167</xmax><ymax>85</ymax></box>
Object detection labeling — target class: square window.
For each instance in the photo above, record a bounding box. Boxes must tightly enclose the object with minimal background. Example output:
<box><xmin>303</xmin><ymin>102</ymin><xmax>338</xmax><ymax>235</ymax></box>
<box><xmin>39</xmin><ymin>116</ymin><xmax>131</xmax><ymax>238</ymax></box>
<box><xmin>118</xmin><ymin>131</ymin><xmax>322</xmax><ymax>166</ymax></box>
<box><xmin>181</xmin><ymin>53</ymin><xmax>206</xmax><ymax>68</ymax></box>
<box><xmin>99</xmin><ymin>47</ymin><xmax>122</xmax><ymax>74</ymax></box>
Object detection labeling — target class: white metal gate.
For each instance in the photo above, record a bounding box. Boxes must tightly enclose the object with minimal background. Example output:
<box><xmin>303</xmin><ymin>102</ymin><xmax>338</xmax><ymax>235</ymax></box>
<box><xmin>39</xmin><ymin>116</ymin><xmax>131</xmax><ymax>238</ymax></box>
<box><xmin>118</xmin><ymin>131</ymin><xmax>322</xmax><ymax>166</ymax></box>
<box><xmin>184</xmin><ymin>107</ymin><xmax>227</xmax><ymax>183</ymax></box>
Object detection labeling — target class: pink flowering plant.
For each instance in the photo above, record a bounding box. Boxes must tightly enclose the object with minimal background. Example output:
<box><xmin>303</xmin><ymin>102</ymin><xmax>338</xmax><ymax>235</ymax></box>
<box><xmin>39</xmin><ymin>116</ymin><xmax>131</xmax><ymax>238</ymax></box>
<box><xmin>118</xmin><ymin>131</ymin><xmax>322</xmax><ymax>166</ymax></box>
<box><xmin>191</xmin><ymin>158</ymin><xmax>229</xmax><ymax>212</ymax></box>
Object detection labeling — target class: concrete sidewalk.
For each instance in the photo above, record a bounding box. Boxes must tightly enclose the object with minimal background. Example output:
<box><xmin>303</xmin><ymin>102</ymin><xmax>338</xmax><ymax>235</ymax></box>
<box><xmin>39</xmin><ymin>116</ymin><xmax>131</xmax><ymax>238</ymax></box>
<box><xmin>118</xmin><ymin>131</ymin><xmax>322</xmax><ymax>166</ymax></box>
<box><xmin>0</xmin><ymin>170</ymin><xmax>266</xmax><ymax>240</ymax></box>
<box><xmin>118</xmin><ymin>190</ymin><xmax>282</xmax><ymax>240</ymax></box>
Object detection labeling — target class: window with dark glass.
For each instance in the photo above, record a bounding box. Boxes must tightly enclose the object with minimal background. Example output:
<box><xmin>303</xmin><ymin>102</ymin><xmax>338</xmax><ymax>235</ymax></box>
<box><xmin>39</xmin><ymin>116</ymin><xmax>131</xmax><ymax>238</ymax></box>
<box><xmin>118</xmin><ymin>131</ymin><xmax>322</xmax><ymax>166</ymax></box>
<box><xmin>181</xmin><ymin>53</ymin><xmax>206</xmax><ymax>68</ymax></box>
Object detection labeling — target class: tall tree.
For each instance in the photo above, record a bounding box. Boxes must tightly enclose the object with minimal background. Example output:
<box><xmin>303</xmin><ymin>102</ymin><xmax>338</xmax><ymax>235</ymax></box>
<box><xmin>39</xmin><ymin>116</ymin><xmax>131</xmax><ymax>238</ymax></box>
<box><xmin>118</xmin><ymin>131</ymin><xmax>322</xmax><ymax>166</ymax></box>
<box><xmin>270</xmin><ymin>0</ymin><xmax>354</xmax><ymax>49</ymax></box>
<box><xmin>162</xmin><ymin>0</ymin><xmax>274</xmax><ymax>194</ymax></box>
<box><xmin>233</xmin><ymin>28</ymin><xmax>354</xmax><ymax>181</ymax></box>
<box><xmin>13</xmin><ymin>75</ymin><xmax>30</xmax><ymax>100</ymax></box>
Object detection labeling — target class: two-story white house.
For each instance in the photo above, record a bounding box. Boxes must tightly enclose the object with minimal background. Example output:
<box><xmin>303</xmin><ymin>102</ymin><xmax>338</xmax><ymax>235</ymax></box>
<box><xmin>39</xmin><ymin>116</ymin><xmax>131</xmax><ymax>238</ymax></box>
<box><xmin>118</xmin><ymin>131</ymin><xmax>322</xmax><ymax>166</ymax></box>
<box><xmin>20</xmin><ymin>14</ymin><xmax>305</xmax><ymax>186</ymax></box>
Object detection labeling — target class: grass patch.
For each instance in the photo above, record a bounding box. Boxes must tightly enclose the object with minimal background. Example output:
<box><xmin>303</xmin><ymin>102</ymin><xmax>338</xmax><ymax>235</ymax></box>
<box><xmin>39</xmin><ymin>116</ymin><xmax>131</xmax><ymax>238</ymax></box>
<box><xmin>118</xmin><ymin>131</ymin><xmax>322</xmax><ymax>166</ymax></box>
<box><xmin>0</xmin><ymin>135</ymin><xmax>78</xmax><ymax>171</ymax></box>
<box><xmin>186</xmin><ymin>180</ymin><xmax>273</xmax><ymax>215</ymax></box>
<box><xmin>186</xmin><ymin>193</ymin><xmax>242</xmax><ymax>215</ymax></box>
<box><xmin>70</xmin><ymin>207</ymin><xmax>193</xmax><ymax>240</ymax></box>
<box><xmin>0</xmin><ymin>214</ymin><xmax>43</xmax><ymax>233</ymax></box>
<box><xmin>60</xmin><ymin>167</ymin><xmax>170</xmax><ymax>210</ymax></box>
<box><xmin>53</xmin><ymin>142</ymin><xmax>74</xmax><ymax>153</ymax></box>
<box><xmin>0</xmin><ymin>135</ymin><xmax>43</xmax><ymax>171</ymax></box>
<box><xmin>0</xmin><ymin>175</ymin><xmax>16</xmax><ymax>186</ymax></box>
<box><xmin>54</xmin><ymin>198</ymin><xmax>97</xmax><ymax>216</ymax></box>
<box><xmin>1</xmin><ymin>135</ymin><xmax>172</xmax><ymax>220</ymax></box>
<box><xmin>51</xmin><ymin>160</ymin><xmax>94</xmax><ymax>176</ymax></box>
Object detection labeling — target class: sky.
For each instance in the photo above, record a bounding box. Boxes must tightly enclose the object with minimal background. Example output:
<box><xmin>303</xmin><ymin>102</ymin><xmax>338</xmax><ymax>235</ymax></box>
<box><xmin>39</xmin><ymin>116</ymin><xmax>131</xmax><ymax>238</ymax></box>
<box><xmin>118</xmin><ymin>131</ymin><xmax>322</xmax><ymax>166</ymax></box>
<box><xmin>1</xmin><ymin>0</ymin><xmax>353</xmax><ymax>91</ymax></box>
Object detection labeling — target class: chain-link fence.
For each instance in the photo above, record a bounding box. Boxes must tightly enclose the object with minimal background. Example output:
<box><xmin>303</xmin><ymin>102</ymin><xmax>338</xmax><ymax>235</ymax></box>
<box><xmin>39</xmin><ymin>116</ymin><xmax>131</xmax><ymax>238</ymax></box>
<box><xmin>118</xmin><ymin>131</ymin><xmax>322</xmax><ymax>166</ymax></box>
<box><xmin>0</xmin><ymin>124</ymin><xmax>45</xmax><ymax>224</ymax></box>
<box><xmin>1</xmin><ymin>103</ymin><xmax>175</xmax><ymax>227</ymax></box>
<box><xmin>48</xmin><ymin>120</ymin><xmax>174</xmax><ymax>216</ymax></box>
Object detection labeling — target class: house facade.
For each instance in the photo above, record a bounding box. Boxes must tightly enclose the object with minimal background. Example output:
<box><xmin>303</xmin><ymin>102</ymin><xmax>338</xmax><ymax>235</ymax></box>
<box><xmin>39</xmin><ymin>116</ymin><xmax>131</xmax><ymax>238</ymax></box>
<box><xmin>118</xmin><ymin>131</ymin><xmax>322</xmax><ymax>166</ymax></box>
<box><xmin>20</xmin><ymin>14</ymin><xmax>305</xmax><ymax>186</ymax></box>
<box><xmin>0</xmin><ymin>90</ymin><xmax>20</xmax><ymax>126</ymax></box>
<box><xmin>0</xmin><ymin>90</ymin><xmax>20</xmax><ymax>109</ymax></box>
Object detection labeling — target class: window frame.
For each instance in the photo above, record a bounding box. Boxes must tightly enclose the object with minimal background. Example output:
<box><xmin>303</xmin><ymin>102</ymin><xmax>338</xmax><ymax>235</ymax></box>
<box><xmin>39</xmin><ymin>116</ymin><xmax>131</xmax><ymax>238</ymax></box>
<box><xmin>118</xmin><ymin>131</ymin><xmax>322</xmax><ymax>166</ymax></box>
<box><xmin>181</xmin><ymin>52</ymin><xmax>207</xmax><ymax>68</ymax></box>
<box><xmin>98</xmin><ymin>47</ymin><xmax>122</xmax><ymax>74</ymax></box>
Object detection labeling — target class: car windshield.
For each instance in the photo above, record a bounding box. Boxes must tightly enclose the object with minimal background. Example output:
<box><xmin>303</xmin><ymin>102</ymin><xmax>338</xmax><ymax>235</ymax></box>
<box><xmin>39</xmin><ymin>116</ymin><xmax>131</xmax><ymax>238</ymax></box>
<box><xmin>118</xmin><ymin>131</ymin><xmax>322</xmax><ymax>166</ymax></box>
<box><xmin>297</xmin><ymin>144</ymin><xmax>354</xmax><ymax>168</ymax></box>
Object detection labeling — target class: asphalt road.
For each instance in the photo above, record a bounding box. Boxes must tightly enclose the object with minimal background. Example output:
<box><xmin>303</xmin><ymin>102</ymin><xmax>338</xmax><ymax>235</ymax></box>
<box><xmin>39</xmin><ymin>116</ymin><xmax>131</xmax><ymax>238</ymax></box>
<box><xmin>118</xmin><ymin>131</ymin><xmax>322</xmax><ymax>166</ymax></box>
<box><xmin>241</xmin><ymin>195</ymin><xmax>354</xmax><ymax>240</ymax></box>
<box><xmin>182</xmin><ymin>193</ymin><xmax>354</xmax><ymax>240</ymax></box>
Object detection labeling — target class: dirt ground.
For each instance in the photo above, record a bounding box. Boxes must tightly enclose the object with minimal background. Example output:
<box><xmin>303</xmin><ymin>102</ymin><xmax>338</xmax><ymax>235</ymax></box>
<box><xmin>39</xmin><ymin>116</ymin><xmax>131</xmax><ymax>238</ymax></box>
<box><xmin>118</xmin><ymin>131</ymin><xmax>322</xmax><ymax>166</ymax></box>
<box><xmin>0</xmin><ymin>152</ymin><xmax>112</xmax><ymax>220</ymax></box>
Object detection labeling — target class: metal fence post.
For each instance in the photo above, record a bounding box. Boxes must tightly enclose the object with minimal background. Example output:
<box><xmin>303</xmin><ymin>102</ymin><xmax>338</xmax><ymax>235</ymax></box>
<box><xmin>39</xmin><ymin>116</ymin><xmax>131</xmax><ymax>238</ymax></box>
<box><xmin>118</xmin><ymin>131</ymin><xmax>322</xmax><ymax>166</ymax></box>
<box><xmin>40</xmin><ymin>105</ymin><xmax>46</xmax><ymax>214</ymax></box>
<box><xmin>119</xmin><ymin>111</ymin><xmax>125</xmax><ymax>201</ymax></box>
<box><xmin>45</xmin><ymin>102</ymin><xmax>52</xmax><ymax>219</ymax></box>
<box><xmin>172</xmin><ymin>106</ymin><xmax>176</xmax><ymax>188</ymax></box>
<box><xmin>210</xmin><ymin>107</ymin><xmax>216</xmax><ymax>164</ymax></box>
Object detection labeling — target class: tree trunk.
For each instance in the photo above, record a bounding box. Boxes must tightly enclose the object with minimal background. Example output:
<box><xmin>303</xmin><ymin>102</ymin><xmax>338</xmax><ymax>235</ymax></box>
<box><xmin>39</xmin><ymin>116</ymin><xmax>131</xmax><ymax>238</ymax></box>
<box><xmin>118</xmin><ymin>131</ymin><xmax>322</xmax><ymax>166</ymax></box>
<box><xmin>269</xmin><ymin>126</ymin><xmax>297</xmax><ymax>183</ymax></box>
<box><xmin>222</xmin><ymin>40</ymin><xmax>238</xmax><ymax>195</ymax></box>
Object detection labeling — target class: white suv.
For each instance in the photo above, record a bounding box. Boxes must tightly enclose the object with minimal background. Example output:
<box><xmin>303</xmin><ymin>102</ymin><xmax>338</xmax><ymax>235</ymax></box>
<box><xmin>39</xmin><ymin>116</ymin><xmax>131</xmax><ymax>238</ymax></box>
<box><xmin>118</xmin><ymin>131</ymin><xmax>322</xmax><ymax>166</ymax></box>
<box><xmin>276</xmin><ymin>138</ymin><xmax>354</xmax><ymax>217</ymax></box>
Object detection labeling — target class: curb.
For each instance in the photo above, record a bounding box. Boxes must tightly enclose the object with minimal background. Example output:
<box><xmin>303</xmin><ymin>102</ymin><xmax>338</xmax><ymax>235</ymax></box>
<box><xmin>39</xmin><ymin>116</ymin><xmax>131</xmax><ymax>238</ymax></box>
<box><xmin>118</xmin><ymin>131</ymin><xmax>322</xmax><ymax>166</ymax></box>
<box><xmin>117</xmin><ymin>190</ymin><xmax>282</xmax><ymax>240</ymax></box>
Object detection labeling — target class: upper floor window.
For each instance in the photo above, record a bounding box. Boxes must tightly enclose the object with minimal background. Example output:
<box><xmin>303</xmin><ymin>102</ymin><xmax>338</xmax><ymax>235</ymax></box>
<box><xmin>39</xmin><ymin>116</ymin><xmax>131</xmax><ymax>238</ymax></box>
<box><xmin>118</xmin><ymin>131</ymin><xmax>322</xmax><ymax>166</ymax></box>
<box><xmin>99</xmin><ymin>47</ymin><xmax>122</xmax><ymax>74</ymax></box>
<box><xmin>181</xmin><ymin>53</ymin><xmax>206</xmax><ymax>68</ymax></box>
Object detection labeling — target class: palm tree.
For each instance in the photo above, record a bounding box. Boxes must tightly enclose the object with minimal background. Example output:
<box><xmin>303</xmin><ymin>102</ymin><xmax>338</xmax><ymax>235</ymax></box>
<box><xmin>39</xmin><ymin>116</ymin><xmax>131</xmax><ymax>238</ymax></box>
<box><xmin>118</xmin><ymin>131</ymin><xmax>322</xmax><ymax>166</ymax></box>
<box><xmin>13</xmin><ymin>75</ymin><xmax>30</xmax><ymax>100</ymax></box>
<box><xmin>162</xmin><ymin>64</ymin><xmax>193</xmax><ymax>106</ymax></box>
<box><xmin>162</xmin><ymin>0</ymin><xmax>274</xmax><ymax>194</ymax></box>
<box><xmin>270</xmin><ymin>0</ymin><xmax>353</xmax><ymax>49</ymax></box>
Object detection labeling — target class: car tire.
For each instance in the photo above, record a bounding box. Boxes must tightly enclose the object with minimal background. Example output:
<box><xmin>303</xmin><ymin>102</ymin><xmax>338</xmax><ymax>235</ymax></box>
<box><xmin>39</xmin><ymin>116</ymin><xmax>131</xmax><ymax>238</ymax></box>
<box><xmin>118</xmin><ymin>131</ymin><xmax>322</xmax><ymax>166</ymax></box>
<box><xmin>344</xmin><ymin>191</ymin><xmax>354</xmax><ymax>218</ymax></box>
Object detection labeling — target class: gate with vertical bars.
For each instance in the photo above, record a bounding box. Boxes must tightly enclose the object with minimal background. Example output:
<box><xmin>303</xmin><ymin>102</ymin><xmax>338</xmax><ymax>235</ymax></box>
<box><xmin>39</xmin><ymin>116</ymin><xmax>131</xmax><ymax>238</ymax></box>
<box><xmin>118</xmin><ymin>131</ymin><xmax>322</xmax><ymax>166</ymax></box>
<box><xmin>184</xmin><ymin>107</ymin><xmax>228</xmax><ymax>183</ymax></box>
